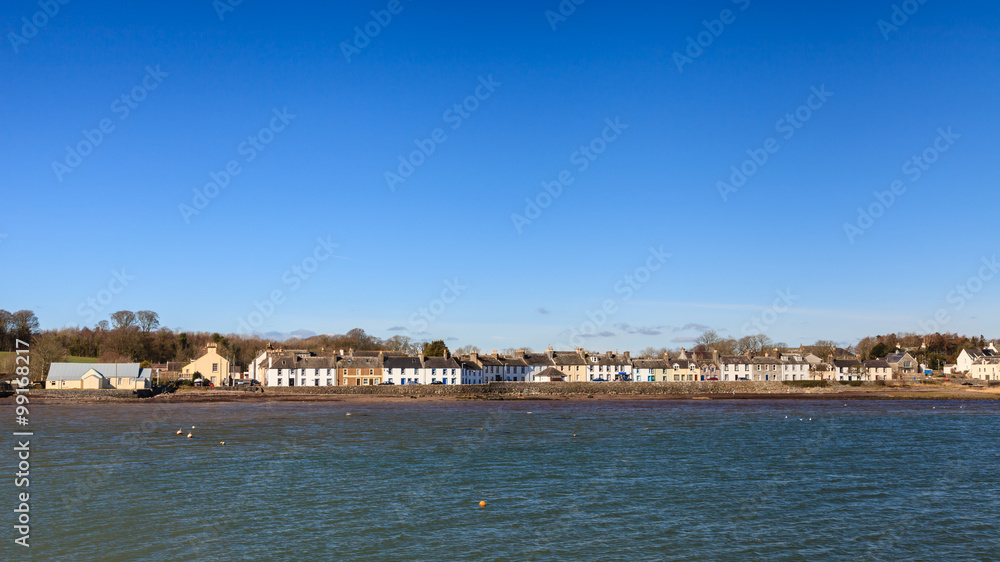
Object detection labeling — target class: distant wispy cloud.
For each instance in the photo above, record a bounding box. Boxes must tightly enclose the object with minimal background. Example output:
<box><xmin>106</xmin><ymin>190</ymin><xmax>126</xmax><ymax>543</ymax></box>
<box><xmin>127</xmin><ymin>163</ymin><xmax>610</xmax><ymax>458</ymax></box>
<box><xmin>387</xmin><ymin>325</ymin><xmax>406</xmax><ymax>332</ymax></box>
<box><xmin>678</xmin><ymin>323</ymin><xmax>711</xmax><ymax>332</ymax></box>
<box><xmin>616</xmin><ymin>323</ymin><xmax>665</xmax><ymax>336</ymax></box>
<box><xmin>672</xmin><ymin>337</ymin><xmax>697</xmax><ymax>343</ymax></box>
<box><xmin>580</xmin><ymin>331</ymin><xmax>616</xmax><ymax>338</ymax></box>
<box><xmin>445</xmin><ymin>337</ymin><xmax>459</xmax><ymax>342</ymax></box>
<box><xmin>537</xmin><ymin>307</ymin><xmax>551</xmax><ymax>315</ymax></box>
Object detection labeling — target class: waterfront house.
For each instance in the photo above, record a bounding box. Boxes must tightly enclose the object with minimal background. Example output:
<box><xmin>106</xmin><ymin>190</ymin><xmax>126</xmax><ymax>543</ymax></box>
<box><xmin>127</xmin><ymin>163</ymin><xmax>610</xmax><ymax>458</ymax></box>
<box><xmin>265</xmin><ymin>354</ymin><xmax>337</xmax><ymax>387</ymax></box>
<box><xmin>957</xmin><ymin>347</ymin><xmax>998</xmax><ymax>374</ymax></box>
<box><xmin>419</xmin><ymin>353</ymin><xmax>462</xmax><ymax>385</ymax></box>
<box><xmin>550</xmin><ymin>349</ymin><xmax>588</xmax><ymax>382</ymax></box>
<box><xmin>632</xmin><ymin>358</ymin><xmax>669</xmax><ymax>382</ymax></box>
<box><xmin>632</xmin><ymin>359</ymin><xmax>673</xmax><ymax>382</ymax></box>
<box><xmin>534</xmin><ymin>367</ymin><xmax>566</xmax><ymax>382</ymax></box>
<box><xmin>752</xmin><ymin>356</ymin><xmax>782</xmax><ymax>381</ymax></box>
<box><xmin>457</xmin><ymin>355</ymin><xmax>484</xmax><ymax>385</ymax></box>
<box><xmin>863</xmin><ymin>359</ymin><xmax>892</xmax><ymax>381</ymax></box>
<box><xmin>585</xmin><ymin>351</ymin><xmax>632</xmax><ymax>381</ymax></box>
<box><xmin>46</xmin><ymin>363</ymin><xmax>151</xmax><ymax>390</ymax></box>
<box><xmin>719</xmin><ymin>356</ymin><xmax>753</xmax><ymax>381</ymax></box>
<box><xmin>779</xmin><ymin>355</ymin><xmax>812</xmax><ymax>381</ymax></box>
<box><xmin>969</xmin><ymin>357</ymin><xmax>1000</xmax><ymax>381</ymax></box>
<box><xmin>478</xmin><ymin>353</ymin><xmax>505</xmax><ymax>382</ymax></box>
<box><xmin>384</xmin><ymin>356</ymin><xmax>422</xmax><ymax>385</ymax></box>
<box><xmin>181</xmin><ymin>343</ymin><xmax>232</xmax><ymax>385</ymax></box>
<box><xmin>338</xmin><ymin>354</ymin><xmax>383</xmax><ymax>386</ymax></box>
<box><xmin>668</xmin><ymin>359</ymin><xmax>699</xmax><ymax>382</ymax></box>
<box><xmin>884</xmin><ymin>352</ymin><xmax>919</xmax><ymax>375</ymax></box>
<box><xmin>500</xmin><ymin>355</ymin><xmax>531</xmax><ymax>382</ymax></box>
<box><xmin>518</xmin><ymin>350</ymin><xmax>556</xmax><ymax>382</ymax></box>
<box><xmin>833</xmin><ymin>359</ymin><xmax>866</xmax><ymax>381</ymax></box>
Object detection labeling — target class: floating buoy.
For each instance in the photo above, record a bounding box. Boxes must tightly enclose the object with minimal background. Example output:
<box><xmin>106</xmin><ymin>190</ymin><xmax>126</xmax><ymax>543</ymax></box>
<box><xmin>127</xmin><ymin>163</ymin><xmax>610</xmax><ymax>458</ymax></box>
<box><xmin>192</xmin><ymin>426</ymin><xmax>196</xmax><ymax>429</ymax></box>
<box><xmin>785</xmin><ymin>416</ymin><xmax>788</xmax><ymax>419</ymax></box>
<box><xmin>573</xmin><ymin>434</ymin><xmax>577</xmax><ymax>437</ymax></box>
<box><xmin>479</xmin><ymin>501</ymin><xmax>486</xmax><ymax>507</ymax></box>
<box><xmin>220</xmin><ymin>441</ymin><xmax>226</xmax><ymax>445</ymax></box>
<box><xmin>809</xmin><ymin>418</ymin><xmax>812</xmax><ymax>421</ymax></box>
<box><xmin>187</xmin><ymin>433</ymin><xmax>193</xmax><ymax>438</ymax></box>
<box><xmin>346</xmin><ymin>413</ymin><xmax>351</xmax><ymax>416</ymax></box>
<box><xmin>527</xmin><ymin>412</ymin><xmax>532</xmax><ymax>414</ymax></box>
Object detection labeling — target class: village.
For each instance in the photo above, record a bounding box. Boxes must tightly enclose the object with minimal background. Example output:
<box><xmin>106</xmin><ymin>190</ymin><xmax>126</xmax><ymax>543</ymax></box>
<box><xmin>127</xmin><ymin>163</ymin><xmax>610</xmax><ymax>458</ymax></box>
<box><xmin>43</xmin><ymin>340</ymin><xmax>1000</xmax><ymax>390</ymax></box>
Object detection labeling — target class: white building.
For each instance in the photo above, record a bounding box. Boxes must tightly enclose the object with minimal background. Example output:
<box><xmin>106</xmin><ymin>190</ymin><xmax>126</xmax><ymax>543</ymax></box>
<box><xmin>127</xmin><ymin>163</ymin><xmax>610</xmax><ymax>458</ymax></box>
<box><xmin>585</xmin><ymin>351</ymin><xmax>633</xmax><ymax>381</ymax></box>
<box><xmin>957</xmin><ymin>348</ymin><xmax>998</xmax><ymax>374</ymax></box>
<box><xmin>780</xmin><ymin>355</ymin><xmax>812</xmax><ymax>381</ymax></box>
<box><xmin>969</xmin><ymin>357</ymin><xmax>1000</xmax><ymax>381</ymax></box>
<box><xmin>384</xmin><ymin>356</ymin><xmax>422</xmax><ymax>385</ymax></box>
<box><xmin>719</xmin><ymin>356</ymin><xmax>753</xmax><ymax>381</ymax></box>
<box><xmin>265</xmin><ymin>355</ymin><xmax>337</xmax><ymax>387</ymax></box>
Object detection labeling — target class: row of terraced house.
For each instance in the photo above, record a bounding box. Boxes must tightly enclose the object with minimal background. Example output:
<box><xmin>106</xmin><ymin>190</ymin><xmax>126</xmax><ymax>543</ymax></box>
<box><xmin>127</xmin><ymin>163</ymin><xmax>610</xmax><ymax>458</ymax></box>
<box><xmin>247</xmin><ymin>346</ymin><xmax>924</xmax><ymax>387</ymax></box>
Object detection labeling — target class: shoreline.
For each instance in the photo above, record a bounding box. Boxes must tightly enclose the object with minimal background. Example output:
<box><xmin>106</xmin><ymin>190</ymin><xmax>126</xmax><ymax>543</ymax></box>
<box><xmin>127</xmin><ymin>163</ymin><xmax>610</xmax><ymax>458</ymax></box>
<box><xmin>10</xmin><ymin>382</ymin><xmax>1000</xmax><ymax>405</ymax></box>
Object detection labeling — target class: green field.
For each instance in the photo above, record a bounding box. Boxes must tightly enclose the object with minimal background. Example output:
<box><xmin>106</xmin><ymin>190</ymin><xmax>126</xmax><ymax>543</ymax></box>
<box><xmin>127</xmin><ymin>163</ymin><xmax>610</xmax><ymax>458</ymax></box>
<box><xmin>0</xmin><ymin>352</ymin><xmax>99</xmax><ymax>363</ymax></box>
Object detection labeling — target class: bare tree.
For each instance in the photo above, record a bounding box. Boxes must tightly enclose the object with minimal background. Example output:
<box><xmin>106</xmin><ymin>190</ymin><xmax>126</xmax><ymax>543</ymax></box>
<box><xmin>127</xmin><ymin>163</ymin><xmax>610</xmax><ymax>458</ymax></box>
<box><xmin>0</xmin><ymin>309</ymin><xmax>12</xmax><ymax>351</ymax></box>
<box><xmin>109</xmin><ymin>310</ymin><xmax>137</xmax><ymax>330</ymax></box>
<box><xmin>136</xmin><ymin>310</ymin><xmax>160</xmax><ymax>334</ymax></box>
<box><xmin>96</xmin><ymin>320</ymin><xmax>110</xmax><ymax>332</ymax></box>
<box><xmin>30</xmin><ymin>332</ymin><xmax>67</xmax><ymax>384</ymax></box>
<box><xmin>695</xmin><ymin>330</ymin><xmax>722</xmax><ymax>349</ymax></box>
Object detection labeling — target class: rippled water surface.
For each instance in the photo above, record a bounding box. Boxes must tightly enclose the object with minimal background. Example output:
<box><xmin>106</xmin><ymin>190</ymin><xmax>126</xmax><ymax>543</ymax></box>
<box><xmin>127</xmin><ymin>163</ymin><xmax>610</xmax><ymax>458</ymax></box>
<box><xmin>13</xmin><ymin>399</ymin><xmax>1000</xmax><ymax>560</ymax></box>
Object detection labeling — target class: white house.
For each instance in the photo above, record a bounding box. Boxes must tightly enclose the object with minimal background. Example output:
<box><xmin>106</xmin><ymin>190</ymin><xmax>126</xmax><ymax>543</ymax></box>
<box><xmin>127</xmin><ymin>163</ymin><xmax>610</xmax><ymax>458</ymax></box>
<box><xmin>384</xmin><ymin>356</ymin><xmax>422</xmax><ymax>385</ymax></box>
<box><xmin>585</xmin><ymin>351</ymin><xmax>632</xmax><ymax>381</ymax></box>
<box><xmin>265</xmin><ymin>355</ymin><xmax>337</xmax><ymax>387</ymax></box>
<box><xmin>969</xmin><ymin>357</ymin><xmax>1000</xmax><ymax>381</ymax></box>
<box><xmin>418</xmin><ymin>354</ymin><xmax>462</xmax><ymax>385</ymax></box>
<box><xmin>719</xmin><ymin>356</ymin><xmax>753</xmax><ymax>381</ymax></box>
<box><xmin>833</xmin><ymin>359</ymin><xmax>867</xmax><ymax>381</ymax></box>
<box><xmin>957</xmin><ymin>348</ymin><xmax>998</xmax><ymax>374</ymax></box>
<box><xmin>780</xmin><ymin>355</ymin><xmax>812</xmax><ymax>381</ymax></box>
<box><xmin>863</xmin><ymin>359</ymin><xmax>892</xmax><ymax>381</ymax></box>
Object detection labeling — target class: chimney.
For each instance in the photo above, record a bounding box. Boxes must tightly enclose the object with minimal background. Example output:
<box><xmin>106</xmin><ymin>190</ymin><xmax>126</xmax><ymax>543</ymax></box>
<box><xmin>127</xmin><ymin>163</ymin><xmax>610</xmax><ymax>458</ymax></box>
<box><xmin>443</xmin><ymin>349</ymin><xmax>450</xmax><ymax>359</ymax></box>
<box><xmin>515</xmin><ymin>349</ymin><xmax>525</xmax><ymax>359</ymax></box>
<box><xmin>471</xmin><ymin>351</ymin><xmax>479</xmax><ymax>363</ymax></box>
<box><xmin>605</xmin><ymin>351</ymin><xmax>612</xmax><ymax>359</ymax></box>
<box><xmin>418</xmin><ymin>352</ymin><xmax>425</xmax><ymax>366</ymax></box>
<box><xmin>623</xmin><ymin>351</ymin><xmax>630</xmax><ymax>361</ymax></box>
<box><xmin>546</xmin><ymin>347</ymin><xmax>554</xmax><ymax>359</ymax></box>
<box><xmin>711</xmin><ymin>349</ymin><xmax>719</xmax><ymax>362</ymax></box>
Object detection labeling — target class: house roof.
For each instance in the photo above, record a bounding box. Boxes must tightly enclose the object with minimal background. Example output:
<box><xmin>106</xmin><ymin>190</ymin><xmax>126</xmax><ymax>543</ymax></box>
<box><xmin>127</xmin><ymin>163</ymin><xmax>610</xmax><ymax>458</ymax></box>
<box><xmin>535</xmin><ymin>367</ymin><xmax>565</xmax><ymax>379</ymax></box>
<box><xmin>423</xmin><ymin>356</ymin><xmax>461</xmax><ymax>369</ymax></box>
<box><xmin>384</xmin><ymin>357</ymin><xmax>421</xmax><ymax>369</ymax></box>
<box><xmin>520</xmin><ymin>353</ymin><xmax>555</xmax><ymax>367</ymax></box>
<box><xmin>632</xmin><ymin>359</ymin><xmax>669</xmax><ymax>369</ymax></box>
<box><xmin>337</xmin><ymin>357</ymin><xmax>381</xmax><ymax>368</ymax></box>
<box><xmin>753</xmin><ymin>357</ymin><xmax>781</xmax><ymax>365</ymax></box>
<box><xmin>719</xmin><ymin>356</ymin><xmax>753</xmax><ymax>365</ymax></box>
<box><xmin>834</xmin><ymin>359</ymin><xmax>863</xmax><ymax>368</ymax></box>
<box><xmin>863</xmin><ymin>359</ymin><xmax>891</xmax><ymax>368</ymax></box>
<box><xmin>46</xmin><ymin>363</ymin><xmax>147</xmax><ymax>381</ymax></box>
<box><xmin>884</xmin><ymin>353</ymin><xmax>913</xmax><ymax>363</ymax></box>
<box><xmin>550</xmin><ymin>352</ymin><xmax>587</xmax><ymax>366</ymax></box>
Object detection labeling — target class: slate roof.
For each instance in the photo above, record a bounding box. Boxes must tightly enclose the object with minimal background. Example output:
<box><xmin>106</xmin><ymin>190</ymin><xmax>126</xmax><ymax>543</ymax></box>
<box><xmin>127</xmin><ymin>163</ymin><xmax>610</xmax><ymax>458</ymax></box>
<box><xmin>337</xmin><ymin>356</ymin><xmax>381</xmax><ymax>368</ymax></box>
<box><xmin>632</xmin><ymin>359</ymin><xmax>669</xmax><ymax>369</ymax></box>
<box><xmin>669</xmin><ymin>359</ymin><xmax>694</xmax><ymax>369</ymax></box>
<box><xmin>535</xmin><ymin>367</ymin><xmax>566</xmax><ymax>380</ymax></box>
<box><xmin>384</xmin><ymin>357</ymin><xmax>422</xmax><ymax>370</ymax></box>
<box><xmin>719</xmin><ymin>356</ymin><xmax>753</xmax><ymax>365</ymax></box>
<box><xmin>423</xmin><ymin>356</ymin><xmax>461</xmax><ymax>369</ymax></box>
<box><xmin>833</xmin><ymin>359</ymin><xmax>863</xmax><ymax>369</ymax></box>
<box><xmin>521</xmin><ymin>353</ymin><xmax>555</xmax><ymax>367</ymax></box>
<box><xmin>863</xmin><ymin>360</ymin><xmax>891</xmax><ymax>368</ymax></box>
<box><xmin>550</xmin><ymin>352</ymin><xmax>587</xmax><ymax>366</ymax></box>
<box><xmin>46</xmin><ymin>363</ymin><xmax>148</xmax><ymax>381</ymax></box>
<box><xmin>752</xmin><ymin>357</ymin><xmax>782</xmax><ymax>365</ymax></box>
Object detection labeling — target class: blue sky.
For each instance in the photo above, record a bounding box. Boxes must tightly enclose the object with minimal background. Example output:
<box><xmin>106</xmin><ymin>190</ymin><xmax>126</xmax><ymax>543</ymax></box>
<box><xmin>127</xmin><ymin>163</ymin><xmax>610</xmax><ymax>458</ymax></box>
<box><xmin>2</xmin><ymin>0</ymin><xmax>998</xmax><ymax>350</ymax></box>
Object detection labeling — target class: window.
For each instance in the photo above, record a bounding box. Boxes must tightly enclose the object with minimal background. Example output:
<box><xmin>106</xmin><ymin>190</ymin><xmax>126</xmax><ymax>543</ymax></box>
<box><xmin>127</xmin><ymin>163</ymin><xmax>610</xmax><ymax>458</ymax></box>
<box><xmin>343</xmin><ymin>369</ymin><xmax>348</xmax><ymax>375</ymax></box>
<box><xmin>369</xmin><ymin>369</ymin><xmax>374</xmax><ymax>376</ymax></box>
<box><xmin>314</xmin><ymin>379</ymin><xmax>319</xmax><ymax>386</ymax></box>
<box><xmin>212</xmin><ymin>363</ymin><xmax>219</xmax><ymax>372</ymax></box>
<box><xmin>277</xmin><ymin>379</ymin><xmax>282</xmax><ymax>386</ymax></box>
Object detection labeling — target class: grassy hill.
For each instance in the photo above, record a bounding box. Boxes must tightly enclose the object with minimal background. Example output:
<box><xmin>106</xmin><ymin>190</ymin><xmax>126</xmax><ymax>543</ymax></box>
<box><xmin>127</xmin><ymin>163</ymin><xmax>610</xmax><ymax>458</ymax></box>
<box><xmin>0</xmin><ymin>352</ymin><xmax>99</xmax><ymax>363</ymax></box>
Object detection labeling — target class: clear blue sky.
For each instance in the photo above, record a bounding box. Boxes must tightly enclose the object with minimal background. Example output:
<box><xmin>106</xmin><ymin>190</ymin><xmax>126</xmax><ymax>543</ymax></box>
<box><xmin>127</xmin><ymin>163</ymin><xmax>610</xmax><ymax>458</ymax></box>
<box><xmin>2</xmin><ymin>0</ymin><xmax>998</xmax><ymax>350</ymax></box>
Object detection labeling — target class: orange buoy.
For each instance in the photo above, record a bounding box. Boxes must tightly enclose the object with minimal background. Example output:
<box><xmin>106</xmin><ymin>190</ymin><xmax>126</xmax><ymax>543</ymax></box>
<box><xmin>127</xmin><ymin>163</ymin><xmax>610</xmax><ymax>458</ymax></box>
<box><xmin>479</xmin><ymin>501</ymin><xmax>486</xmax><ymax>507</ymax></box>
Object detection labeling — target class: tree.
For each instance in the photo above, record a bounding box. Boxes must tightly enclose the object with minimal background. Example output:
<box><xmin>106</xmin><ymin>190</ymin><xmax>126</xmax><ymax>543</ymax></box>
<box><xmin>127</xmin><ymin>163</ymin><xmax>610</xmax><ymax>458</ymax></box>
<box><xmin>695</xmin><ymin>330</ymin><xmax>722</xmax><ymax>350</ymax></box>
<box><xmin>136</xmin><ymin>311</ymin><xmax>160</xmax><ymax>334</ymax></box>
<box><xmin>453</xmin><ymin>344</ymin><xmax>480</xmax><ymax>355</ymax></box>
<box><xmin>109</xmin><ymin>310</ymin><xmax>137</xmax><ymax>330</ymax></box>
<box><xmin>30</xmin><ymin>332</ymin><xmax>67</xmax><ymax>384</ymax></box>
<box><xmin>10</xmin><ymin>310</ymin><xmax>39</xmax><ymax>345</ymax></box>
<box><xmin>869</xmin><ymin>342</ymin><xmax>891</xmax><ymax>360</ymax></box>
<box><xmin>0</xmin><ymin>309</ymin><xmax>12</xmax><ymax>351</ymax></box>
<box><xmin>96</xmin><ymin>320</ymin><xmax>109</xmax><ymax>332</ymax></box>
<box><xmin>422</xmin><ymin>340</ymin><xmax>449</xmax><ymax>357</ymax></box>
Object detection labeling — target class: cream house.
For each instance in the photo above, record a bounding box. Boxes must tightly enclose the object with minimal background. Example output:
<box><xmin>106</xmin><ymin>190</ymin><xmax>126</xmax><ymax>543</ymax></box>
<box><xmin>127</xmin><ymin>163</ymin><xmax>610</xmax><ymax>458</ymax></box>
<box><xmin>182</xmin><ymin>343</ymin><xmax>230</xmax><ymax>385</ymax></box>
<box><xmin>970</xmin><ymin>358</ymin><xmax>1000</xmax><ymax>381</ymax></box>
<box><xmin>46</xmin><ymin>363</ymin><xmax>151</xmax><ymax>390</ymax></box>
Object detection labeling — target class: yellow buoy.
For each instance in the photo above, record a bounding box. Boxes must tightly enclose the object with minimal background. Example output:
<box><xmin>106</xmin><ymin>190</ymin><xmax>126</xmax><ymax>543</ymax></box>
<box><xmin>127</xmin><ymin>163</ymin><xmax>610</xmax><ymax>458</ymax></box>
<box><xmin>479</xmin><ymin>501</ymin><xmax>486</xmax><ymax>507</ymax></box>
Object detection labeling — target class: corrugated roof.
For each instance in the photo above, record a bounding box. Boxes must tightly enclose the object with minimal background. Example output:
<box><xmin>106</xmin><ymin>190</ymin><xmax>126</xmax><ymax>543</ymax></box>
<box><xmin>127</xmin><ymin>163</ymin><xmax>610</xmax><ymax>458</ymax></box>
<box><xmin>46</xmin><ymin>363</ymin><xmax>147</xmax><ymax>381</ymax></box>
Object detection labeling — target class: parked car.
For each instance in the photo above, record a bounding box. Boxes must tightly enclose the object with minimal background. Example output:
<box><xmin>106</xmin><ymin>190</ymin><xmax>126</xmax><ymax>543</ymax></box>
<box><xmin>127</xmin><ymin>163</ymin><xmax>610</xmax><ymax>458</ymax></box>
<box><xmin>706</xmin><ymin>377</ymin><xmax>719</xmax><ymax>381</ymax></box>
<box><xmin>592</xmin><ymin>378</ymin><xmax>607</xmax><ymax>382</ymax></box>
<box><xmin>430</xmin><ymin>381</ymin><xmax>445</xmax><ymax>385</ymax></box>
<box><xmin>378</xmin><ymin>382</ymin><xmax>395</xmax><ymax>385</ymax></box>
